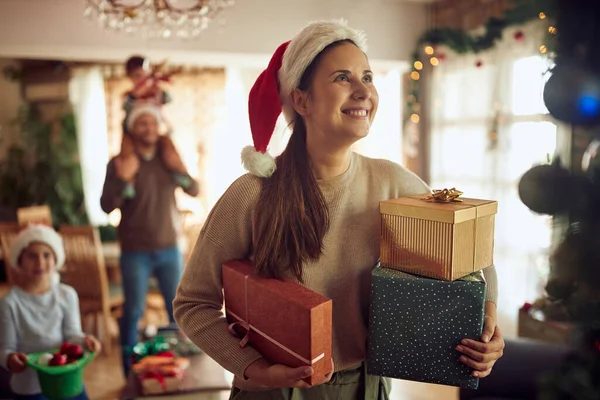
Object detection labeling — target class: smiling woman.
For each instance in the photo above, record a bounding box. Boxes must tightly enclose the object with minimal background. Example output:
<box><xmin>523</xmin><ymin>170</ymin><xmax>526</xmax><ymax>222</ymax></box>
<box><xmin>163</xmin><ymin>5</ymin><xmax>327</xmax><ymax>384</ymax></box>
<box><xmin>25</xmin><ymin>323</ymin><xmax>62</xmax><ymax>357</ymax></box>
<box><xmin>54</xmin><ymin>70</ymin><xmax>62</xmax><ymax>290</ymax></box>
<box><xmin>173</xmin><ymin>19</ymin><xmax>500</xmax><ymax>400</ymax></box>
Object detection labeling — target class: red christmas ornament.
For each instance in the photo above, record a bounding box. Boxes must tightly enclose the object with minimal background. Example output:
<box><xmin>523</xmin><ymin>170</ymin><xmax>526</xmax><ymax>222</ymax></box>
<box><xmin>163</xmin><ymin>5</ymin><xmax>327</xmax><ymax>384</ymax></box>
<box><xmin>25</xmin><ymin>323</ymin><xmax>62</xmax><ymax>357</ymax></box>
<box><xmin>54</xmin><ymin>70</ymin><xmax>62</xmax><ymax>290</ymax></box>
<box><xmin>514</xmin><ymin>30</ymin><xmax>525</xmax><ymax>42</ymax></box>
<box><xmin>520</xmin><ymin>302</ymin><xmax>533</xmax><ymax>312</ymax></box>
<box><xmin>475</xmin><ymin>60</ymin><xmax>483</xmax><ymax>68</ymax></box>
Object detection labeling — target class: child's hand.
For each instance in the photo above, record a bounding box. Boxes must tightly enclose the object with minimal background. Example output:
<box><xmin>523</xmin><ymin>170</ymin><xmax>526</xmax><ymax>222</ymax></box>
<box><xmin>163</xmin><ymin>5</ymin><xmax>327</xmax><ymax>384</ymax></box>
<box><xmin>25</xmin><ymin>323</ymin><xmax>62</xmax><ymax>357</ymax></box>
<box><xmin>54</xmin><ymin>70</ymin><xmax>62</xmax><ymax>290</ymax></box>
<box><xmin>84</xmin><ymin>335</ymin><xmax>102</xmax><ymax>353</ymax></box>
<box><xmin>7</xmin><ymin>352</ymin><xmax>28</xmax><ymax>374</ymax></box>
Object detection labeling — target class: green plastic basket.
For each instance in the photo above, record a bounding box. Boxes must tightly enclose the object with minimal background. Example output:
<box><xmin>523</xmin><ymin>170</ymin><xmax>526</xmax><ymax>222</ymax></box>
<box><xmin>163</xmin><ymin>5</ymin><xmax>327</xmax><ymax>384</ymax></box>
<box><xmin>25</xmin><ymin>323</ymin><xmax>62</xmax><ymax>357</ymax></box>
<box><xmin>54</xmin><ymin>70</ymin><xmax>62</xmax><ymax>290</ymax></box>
<box><xmin>25</xmin><ymin>349</ymin><xmax>96</xmax><ymax>400</ymax></box>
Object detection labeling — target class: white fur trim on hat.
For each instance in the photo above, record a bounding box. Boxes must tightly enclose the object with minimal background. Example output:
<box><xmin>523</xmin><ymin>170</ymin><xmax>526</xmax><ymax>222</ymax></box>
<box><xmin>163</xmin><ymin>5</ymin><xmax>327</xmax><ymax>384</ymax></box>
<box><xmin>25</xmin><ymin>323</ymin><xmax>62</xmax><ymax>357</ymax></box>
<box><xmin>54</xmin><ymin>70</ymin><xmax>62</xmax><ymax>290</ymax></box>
<box><xmin>278</xmin><ymin>19</ymin><xmax>368</xmax><ymax>125</ymax></box>
<box><xmin>9</xmin><ymin>225</ymin><xmax>66</xmax><ymax>271</ymax></box>
<box><xmin>241</xmin><ymin>146</ymin><xmax>276</xmax><ymax>178</ymax></box>
<box><xmin>126</xmin><ymin>104</ymin><xmax>163</xmax><ymax>131</ymax></box>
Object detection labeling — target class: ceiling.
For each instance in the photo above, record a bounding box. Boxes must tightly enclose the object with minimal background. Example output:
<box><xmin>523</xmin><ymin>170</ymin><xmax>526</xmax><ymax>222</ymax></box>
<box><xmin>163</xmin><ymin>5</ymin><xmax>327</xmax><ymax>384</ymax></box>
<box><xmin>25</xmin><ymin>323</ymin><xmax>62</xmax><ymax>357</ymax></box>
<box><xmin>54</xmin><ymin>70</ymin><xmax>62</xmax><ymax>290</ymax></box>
<box><xmin>382</xmin><ymin>0</ymin><xmax>441</xmax><ymax>3</ymax></box>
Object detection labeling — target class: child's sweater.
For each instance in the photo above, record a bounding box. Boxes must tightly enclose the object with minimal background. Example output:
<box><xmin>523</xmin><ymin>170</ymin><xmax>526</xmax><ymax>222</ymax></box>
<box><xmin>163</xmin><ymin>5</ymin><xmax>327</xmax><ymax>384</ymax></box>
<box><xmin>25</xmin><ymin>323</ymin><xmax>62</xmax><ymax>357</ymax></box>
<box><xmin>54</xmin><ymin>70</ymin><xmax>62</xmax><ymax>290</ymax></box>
<box><xmin>0</xmin><ymin>283</ymin><xmax>86</xmax><ymax>395</ymax></box>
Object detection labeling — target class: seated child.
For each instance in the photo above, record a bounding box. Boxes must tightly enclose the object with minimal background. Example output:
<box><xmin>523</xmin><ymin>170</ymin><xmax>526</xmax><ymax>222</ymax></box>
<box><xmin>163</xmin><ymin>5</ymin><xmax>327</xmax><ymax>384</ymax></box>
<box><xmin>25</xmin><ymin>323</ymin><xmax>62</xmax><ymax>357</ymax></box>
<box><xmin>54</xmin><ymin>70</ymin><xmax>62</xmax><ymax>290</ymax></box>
<box><xmin>0</xmin><ymin>225</ymin><xmax>101</xmax><ymax>400</ymax></box>
<box><xmin>120</xmin><ymin>55</ymin><xmax>185</xmax><ymax>197</ymax></box>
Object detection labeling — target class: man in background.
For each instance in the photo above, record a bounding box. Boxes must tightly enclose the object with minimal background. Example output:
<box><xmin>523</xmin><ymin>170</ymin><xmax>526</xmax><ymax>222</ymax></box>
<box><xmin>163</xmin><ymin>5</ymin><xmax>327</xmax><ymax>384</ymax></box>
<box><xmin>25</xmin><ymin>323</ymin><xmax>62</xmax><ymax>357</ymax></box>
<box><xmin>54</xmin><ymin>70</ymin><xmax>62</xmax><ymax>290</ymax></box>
<box><xmin>100</xmin><ymin>104</ymin><xmax>199</xmax><ymax>377</ymax></box>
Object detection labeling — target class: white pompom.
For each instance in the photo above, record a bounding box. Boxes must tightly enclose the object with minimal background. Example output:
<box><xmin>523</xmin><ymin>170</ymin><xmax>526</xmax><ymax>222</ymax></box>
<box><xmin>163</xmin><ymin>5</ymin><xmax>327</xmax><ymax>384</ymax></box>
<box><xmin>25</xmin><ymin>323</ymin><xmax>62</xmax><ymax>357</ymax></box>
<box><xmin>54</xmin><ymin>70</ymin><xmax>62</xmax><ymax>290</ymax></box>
<box><xmin>38</xmin><ymin>353</ymin><xmax>53</xmax><ymax>366</ymax></box>
<box><xmin>241</xmin><ymin>146</ymin><xmax>276</xmax><ymax>178</ymax></box>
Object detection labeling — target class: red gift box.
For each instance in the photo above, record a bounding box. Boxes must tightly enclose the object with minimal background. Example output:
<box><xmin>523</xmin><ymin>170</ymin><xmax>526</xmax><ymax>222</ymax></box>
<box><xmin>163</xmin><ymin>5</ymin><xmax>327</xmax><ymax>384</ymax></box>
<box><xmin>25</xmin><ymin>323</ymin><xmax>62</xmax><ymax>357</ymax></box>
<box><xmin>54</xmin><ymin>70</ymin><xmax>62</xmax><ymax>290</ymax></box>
<box><xmin>133</xmin><ymin>354</ymin><xmax>190</xmax><ymax>394</ymax></box>
<box><xmin>222</xmin><ymin>260</ymin><xmax>333</xmax><ymax>386</ymax></box>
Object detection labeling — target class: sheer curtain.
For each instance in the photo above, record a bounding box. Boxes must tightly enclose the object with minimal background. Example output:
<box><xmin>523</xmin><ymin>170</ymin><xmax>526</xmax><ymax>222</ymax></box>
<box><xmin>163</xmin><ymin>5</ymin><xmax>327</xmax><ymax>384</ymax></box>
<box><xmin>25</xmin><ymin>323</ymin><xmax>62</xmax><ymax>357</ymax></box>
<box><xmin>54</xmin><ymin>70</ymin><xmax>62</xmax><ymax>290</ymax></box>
<box><xmin>103</xmin><ymin>68</ymin><xmax>227</xmax><ymax>223</ymax></box>
<box><xmin>68</xmin><ymin>67</ymin><xmax>110</xmax><ymax>226</ymax></box>
<box><xmin>428</xmin><ymin>22</ymin><xmax>556</xmax><ymax>337</ymax></box>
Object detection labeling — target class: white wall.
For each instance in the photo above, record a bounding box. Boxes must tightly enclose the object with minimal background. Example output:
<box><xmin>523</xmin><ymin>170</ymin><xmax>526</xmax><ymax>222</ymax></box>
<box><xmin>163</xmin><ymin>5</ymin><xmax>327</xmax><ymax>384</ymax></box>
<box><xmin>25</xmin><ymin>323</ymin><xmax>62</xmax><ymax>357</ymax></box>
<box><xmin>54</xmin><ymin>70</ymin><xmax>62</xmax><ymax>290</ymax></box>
<box><xmin>0</xmin><ymin>59</ymin><xmax>24</xmax><ymax>158</ymax></box>
<box><xmin>0</xmin><ymin>0</ymin><xmax>427</xmax><ymax>67</ymax></box>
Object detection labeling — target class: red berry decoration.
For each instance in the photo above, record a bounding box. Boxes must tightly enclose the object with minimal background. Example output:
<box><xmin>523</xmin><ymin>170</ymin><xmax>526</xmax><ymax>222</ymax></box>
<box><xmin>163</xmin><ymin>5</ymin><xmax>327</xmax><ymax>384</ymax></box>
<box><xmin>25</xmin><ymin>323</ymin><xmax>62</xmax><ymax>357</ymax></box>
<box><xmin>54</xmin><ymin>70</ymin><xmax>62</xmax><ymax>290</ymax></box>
<box><xmin>67</xmin><ymin>344</ymin><xmax>84</xmax><ymax>359</ymax></box>
<box><xmin>520</xmin><ymin>302</ymin><xmax>533</xmax><ymax>312</ymax></box>
<box><xmin>475</xmin><ymin>60</ymin><xmax>483</xmax><ymax>68</ymax></box>
<box><xmin>48</xmin><ymin>353</ymin><xmax>67</xmax><ymax>366</ymax></box>
<box><xmin>437</xmin><ymin>53</ymin><xmax>446</xmax><ymax>62</ymax></box>
<box><xmin>514</xmin><ymin>30</ymin><xmax>525</xmax><ymax>42</ymax></box>
<box><xmin>59</xmin><ymin>342</ymin><xmax>84</xmax><ymax>360</ymax></box>
<box><xmin>59</xmin><ymin>342</ymin><xmax>72</xmax><ymax>355</ymax></box>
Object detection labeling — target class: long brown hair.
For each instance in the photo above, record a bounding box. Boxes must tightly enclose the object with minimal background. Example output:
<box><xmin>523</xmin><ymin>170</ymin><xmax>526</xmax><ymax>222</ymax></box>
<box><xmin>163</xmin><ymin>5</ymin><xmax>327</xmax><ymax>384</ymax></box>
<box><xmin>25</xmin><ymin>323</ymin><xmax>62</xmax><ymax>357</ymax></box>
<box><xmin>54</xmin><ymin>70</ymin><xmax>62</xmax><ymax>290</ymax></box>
<box><xmin>253</xmin><ymin>40</ymin><xmax>351</xmax><ymax>282</ymax></box>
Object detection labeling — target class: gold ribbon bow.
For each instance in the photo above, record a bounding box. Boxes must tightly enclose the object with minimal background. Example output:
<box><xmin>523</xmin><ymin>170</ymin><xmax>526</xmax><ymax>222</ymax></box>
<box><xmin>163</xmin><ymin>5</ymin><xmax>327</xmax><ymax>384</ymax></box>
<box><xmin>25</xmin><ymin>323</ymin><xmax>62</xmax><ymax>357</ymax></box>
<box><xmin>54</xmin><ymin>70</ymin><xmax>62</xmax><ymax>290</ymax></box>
<box><xmin>424</xmin><ymin>188</ymin><xmax>463</xmax><ymax>202</ymax></box>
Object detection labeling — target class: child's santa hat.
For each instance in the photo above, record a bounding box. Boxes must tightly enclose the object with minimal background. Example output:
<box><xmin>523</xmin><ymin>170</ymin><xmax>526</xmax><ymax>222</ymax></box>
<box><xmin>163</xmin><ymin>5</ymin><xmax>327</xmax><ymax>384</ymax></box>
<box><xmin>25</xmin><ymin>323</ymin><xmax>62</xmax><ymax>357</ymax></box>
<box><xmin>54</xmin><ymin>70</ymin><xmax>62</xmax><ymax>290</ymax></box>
<box><xmin>9</xmin><ymin>224</ymin><xmax>66</xmax><ymax>271</ymax></box>
<box><xmin>242</xmin><ymin>19</ymin><xmax>367</xmax><ymax>178</ymax></box>
<box><xmin>126</xmin><ymin>104</ymin><xmax>163</xmax><ymax>131</ymax></box>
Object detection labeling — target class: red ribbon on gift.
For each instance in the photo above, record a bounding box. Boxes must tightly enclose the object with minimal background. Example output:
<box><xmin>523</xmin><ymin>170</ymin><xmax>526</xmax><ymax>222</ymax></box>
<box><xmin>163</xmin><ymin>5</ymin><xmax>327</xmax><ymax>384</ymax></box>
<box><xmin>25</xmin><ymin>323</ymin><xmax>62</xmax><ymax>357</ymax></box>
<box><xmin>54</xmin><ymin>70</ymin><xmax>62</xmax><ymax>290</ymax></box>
<box><xmin>141</xmin><ymin>371</ymin><xmax>167</xmax><ymax>391</ymax></box>
<box><xmin>226</xmin><ymin>275</ymin><xmax>252</xmax><ymax>348</ymax></box>
<box><xmin>226</xmin><ymin>274</ymin><xmax>325</xmax><ymax>366</ymax></box>
<box><xmin>140</xmin><ymin>365</ymin><xmax>180</xmax><ymax>392</ymax></box>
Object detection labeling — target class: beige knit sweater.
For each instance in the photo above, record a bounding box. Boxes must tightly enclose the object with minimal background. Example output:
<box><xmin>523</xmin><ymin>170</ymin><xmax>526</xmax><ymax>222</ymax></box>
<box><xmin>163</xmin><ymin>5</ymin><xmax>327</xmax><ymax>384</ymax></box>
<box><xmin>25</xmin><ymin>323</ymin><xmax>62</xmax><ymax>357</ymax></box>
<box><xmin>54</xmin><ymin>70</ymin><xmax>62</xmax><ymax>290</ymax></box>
<box><xmin>173</xmin><ymin>153</ymin><xmax>498</xmax><ymax>390</ymax></box>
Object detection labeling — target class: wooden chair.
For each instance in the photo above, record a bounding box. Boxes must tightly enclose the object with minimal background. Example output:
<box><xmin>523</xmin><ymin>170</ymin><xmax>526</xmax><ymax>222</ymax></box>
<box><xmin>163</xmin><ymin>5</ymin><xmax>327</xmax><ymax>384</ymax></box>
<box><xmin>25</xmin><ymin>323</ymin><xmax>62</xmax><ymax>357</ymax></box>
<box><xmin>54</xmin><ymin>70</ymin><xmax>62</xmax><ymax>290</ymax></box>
<box><xmin>59</xmin><ymin>225</ymin><xmax>124</xmax><ymax>356</ymax></box>
<box><xmin>17</xmin><ymin>205</ymin><xmax>52</xmax><ymax>227</ymax></box>
<box><xmin>0</xmin><ymin>222</ymin><xmax>22</xmax><ymax>286</ymax></box>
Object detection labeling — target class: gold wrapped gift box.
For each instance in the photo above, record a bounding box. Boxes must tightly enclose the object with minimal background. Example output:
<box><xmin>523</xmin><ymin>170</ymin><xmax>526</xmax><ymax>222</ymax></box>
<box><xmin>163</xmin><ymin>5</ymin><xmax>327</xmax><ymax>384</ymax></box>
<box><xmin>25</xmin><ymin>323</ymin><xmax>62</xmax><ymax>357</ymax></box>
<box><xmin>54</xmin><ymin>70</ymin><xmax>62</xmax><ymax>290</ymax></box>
<box><xmin>380</xmin><ymin>190</ymin><xmax>497</xmax><ymax>281</ymax></box>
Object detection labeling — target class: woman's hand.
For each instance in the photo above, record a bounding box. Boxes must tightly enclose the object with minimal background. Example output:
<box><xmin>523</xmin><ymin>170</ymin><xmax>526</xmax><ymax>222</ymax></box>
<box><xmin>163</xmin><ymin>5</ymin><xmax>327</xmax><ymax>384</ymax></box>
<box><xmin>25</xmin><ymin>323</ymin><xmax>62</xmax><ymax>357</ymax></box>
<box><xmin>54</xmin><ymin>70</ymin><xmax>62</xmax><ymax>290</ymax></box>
<box><xmin>84</xmin><ymin>335</ymin><xmax>102</xmax><ymax>353</ymax></box>
<box><xmin>456</xmin><ymin>302</ymin><xmax>505</xmax><ymax>378</ymax></box>
<box><xmin>244</xmin><ymin>358</ymin><xmax>334</xmax><ymax>389</ymax></box>
<box><xmin>7</xmin><ymin>352</ymin><xmax>28</xmax><ymax>374</ymax></box>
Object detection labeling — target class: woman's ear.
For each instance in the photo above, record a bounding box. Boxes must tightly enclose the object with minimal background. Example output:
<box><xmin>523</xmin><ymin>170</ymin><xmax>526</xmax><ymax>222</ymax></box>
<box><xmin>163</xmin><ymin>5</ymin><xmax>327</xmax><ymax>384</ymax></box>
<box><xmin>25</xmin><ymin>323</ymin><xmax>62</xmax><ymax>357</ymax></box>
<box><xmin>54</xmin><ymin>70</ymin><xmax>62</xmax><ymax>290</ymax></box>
<box><xmin>290</xmin><ymin>88</ymin><xmax>310</xmax><ymax>116</ymax></box>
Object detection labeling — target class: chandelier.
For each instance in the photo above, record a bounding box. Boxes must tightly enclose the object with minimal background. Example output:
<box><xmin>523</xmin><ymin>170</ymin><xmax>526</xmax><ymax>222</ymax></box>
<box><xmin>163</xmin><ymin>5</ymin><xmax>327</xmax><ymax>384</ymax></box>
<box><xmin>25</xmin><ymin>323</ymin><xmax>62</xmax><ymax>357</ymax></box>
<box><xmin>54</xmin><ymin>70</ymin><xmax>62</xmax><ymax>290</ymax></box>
<box><xmin>83</xmin><ymin>0</ymin><xmax>235</xmax><ymax>39</ymax></box>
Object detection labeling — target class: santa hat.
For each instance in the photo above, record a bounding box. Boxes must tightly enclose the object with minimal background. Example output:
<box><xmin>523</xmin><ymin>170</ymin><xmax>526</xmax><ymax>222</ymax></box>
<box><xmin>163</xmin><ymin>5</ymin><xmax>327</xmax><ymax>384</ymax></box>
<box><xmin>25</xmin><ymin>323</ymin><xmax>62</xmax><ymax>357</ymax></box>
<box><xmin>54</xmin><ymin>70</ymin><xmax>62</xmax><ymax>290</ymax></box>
<box><xmin>9</xmin><ymin>224</ymin><xmax>66</xmax><ymax>271</ymax></box>
<box><xmin>126</xmin><ymin>104</ymin><xmax>163</xmax><ymax>131</ymax></box>
<box><xmin>242</xmin><ymin>19</ymin><xmax>368</xmax><ymax>178</ymax></box>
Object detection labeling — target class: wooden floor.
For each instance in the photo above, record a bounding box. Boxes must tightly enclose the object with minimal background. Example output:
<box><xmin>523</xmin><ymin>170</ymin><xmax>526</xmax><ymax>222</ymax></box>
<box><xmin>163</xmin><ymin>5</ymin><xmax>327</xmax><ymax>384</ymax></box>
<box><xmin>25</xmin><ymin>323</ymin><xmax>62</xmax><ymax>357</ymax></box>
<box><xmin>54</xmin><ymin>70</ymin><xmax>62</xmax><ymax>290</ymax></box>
<box><xmin>84</xmin><ymin>348</ymin><xmax>457</xmax><ymax>400</ymax></box>
<box><xmin>0</xmin><ymin>284</ymin><xmax>459</xmax><ymax>399</ymax></box>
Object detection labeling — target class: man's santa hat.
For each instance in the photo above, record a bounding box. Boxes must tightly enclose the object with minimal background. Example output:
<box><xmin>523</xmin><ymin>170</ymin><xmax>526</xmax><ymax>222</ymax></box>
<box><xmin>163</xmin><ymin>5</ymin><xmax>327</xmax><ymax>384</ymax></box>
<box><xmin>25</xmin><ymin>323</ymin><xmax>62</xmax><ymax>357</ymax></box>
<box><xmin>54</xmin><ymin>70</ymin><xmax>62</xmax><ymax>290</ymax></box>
<box><xmin>126</xmin><ymin>104</ymin><xmax>163</xmax><ymax>131</ymax></box>
<box><xmin>242</xmin><ymin>19</ymin><xmax>367</xmax><ymax>178</ymax></box>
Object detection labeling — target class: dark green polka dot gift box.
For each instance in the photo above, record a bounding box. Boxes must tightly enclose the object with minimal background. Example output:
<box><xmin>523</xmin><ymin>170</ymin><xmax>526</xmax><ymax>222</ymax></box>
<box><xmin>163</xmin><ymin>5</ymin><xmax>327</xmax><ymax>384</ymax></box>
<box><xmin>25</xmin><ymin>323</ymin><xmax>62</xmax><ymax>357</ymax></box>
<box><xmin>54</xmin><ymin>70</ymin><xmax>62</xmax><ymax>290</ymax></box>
<box><xmin>367</xmin><ymin>263</ymin><xmax>486</xmax><ymax>389</ymax></box>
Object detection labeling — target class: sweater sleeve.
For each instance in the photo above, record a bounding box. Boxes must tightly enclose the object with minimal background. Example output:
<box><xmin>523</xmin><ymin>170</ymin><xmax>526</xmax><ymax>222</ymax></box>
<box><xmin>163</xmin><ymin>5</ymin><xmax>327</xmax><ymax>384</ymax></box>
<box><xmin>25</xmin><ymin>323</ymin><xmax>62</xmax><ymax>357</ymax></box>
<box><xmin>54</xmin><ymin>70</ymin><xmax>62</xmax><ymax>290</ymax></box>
<box><xmin>173</xmin><ymin>174</ymin><xmax>264</xmax><ymax>379</ymax></box>
<box><xmin>0</xmin><ymin>297</ymin><xmax>17</xmax><ymax>370</ymax></box>
<box><xmin>482</xmin><ymin>264</ymin><xmax>498</xmax><ymax>304</ymax></box>
<box><xmin>100</xmin><ymin>158</ymin><xmax>128</xmax><ymax>214</ymax></box>
<box><xmin>61</xmin><ymin>285</ymin><xmax>86</xmax><ymax>345</ymax></box>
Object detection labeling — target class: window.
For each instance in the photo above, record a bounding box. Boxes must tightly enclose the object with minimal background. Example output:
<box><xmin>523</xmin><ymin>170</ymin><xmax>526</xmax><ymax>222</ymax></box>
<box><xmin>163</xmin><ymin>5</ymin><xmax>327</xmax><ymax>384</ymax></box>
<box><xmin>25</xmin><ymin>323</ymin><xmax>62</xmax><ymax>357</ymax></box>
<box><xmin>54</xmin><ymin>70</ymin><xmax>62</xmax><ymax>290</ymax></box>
<box><xmin>429</xmin><ymin>54</ymin><xmax>558</xmax><ymax>337</ymax></box>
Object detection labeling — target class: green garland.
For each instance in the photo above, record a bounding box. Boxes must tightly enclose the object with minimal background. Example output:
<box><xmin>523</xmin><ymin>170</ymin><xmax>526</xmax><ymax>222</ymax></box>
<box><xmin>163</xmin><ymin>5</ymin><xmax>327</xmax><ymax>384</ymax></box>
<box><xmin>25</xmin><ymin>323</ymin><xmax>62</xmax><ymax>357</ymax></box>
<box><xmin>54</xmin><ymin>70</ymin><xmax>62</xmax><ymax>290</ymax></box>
<box><xmin>405</xmin><ymin>0</ymin><xmax>558</xmax><ymax>125</ymax></box>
